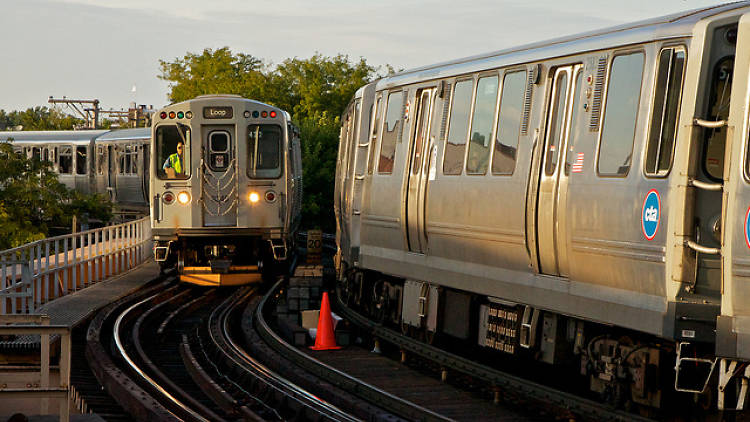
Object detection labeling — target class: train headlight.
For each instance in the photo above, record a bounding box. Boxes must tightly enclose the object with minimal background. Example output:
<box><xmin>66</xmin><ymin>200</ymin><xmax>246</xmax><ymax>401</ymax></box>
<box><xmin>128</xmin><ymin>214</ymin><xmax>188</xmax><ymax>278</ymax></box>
<box><xmin>177</xmin><ymin>191</ymin><xmax>191</xmax><ymax>205</ymax></box>
<box><xmin>248</xmin><ymin>192</ymin><xmax>260</xmax><ymax>203</ymax></box>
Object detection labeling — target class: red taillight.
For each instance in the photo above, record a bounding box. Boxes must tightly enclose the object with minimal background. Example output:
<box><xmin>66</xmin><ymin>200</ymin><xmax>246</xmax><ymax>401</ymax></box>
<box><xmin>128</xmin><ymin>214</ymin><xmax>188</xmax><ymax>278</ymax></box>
<box><xmin>269</xmin><ymin>111</ymin><xmax>277</xmax><ymax>118</ymax></box>
<box><xmin>265</xmin><ymin>191</ymin><xmax>276</xmax><ymax>202</ymax></box>
<box><xmin>163</xmin><ymin>192</ymin><xmax>174</xmax><ymax>204</ymax></box>
<box><xmin>160</xmin><ymin>111</ymin><xmax>167</xmax><ymax>119</ymax></box>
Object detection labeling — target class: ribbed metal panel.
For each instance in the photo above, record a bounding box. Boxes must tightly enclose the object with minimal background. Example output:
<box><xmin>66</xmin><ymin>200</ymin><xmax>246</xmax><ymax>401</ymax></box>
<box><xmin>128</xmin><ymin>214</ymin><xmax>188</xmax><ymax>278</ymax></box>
<box><xmin>521</xmin><ymin>68</ymin><xmax>535</xmax><ymax>134</ymax></box>
<box><xmin>589</xmin><ymin>56</ymin><xmax>608</xmax><ymax>131</ymax></box>
<box><xmin>440</xmin><ymin>83</ymin><xmax>452</xmax><ymax>141</ymax></box>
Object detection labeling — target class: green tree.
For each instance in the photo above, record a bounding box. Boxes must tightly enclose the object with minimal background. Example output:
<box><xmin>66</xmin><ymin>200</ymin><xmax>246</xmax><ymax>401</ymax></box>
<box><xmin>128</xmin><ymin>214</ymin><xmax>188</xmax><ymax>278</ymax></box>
<box><xmin>0</xmin><ymin>107</ymin><xmax>82</xmax><ymax>131</ymax></box>
<box><xmin>159</xmin><ymin>47</ymin><xmax>266</xmax><ymax>103</ymax></box>
<box><xmin>0</xmin><ymin>142</ymin><xmax>112</xmax><ymax>249</ymax></box>
<box><xmin>159</xmin><ymin>49</ymin><xmax>380</xmax><ymax>230</ymax></box>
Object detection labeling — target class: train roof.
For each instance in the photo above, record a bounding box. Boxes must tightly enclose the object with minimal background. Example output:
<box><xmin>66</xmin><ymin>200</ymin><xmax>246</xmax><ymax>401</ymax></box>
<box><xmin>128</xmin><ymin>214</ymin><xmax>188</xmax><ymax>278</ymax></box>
<box><xmin>0</xmin><ymin>130</ymin><xmax>109</xmax><ymax>145</ymax></box>
<box><xmin>377</xmin><ymin>1</ymin><xmax>750</xmax><ymax>89</ymax></box>
<box><xmin>96</xmin><ymin>128</ymin><xmax>150</xmax><ymax>142</ymax></box>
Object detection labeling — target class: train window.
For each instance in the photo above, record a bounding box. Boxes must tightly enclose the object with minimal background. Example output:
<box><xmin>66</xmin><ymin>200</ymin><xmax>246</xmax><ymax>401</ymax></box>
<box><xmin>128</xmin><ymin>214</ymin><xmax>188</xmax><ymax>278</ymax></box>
<box><xmin>125</xmin><ymin>146</ymin><xmax>133</xmax><ymax>175</ymax></box>
<box><xmin>466</xmin><ymin>75</ymin><xmax>499</xmax><ymax>175</ymax></box>
<box><xmin>156</xmin><ymin>125</ymin><xmax>191</xmax><ymax>180</ymax></box>
<box><xmin>247</xmin><ymin>124</ymin><xmax>282</xmax><ymax>178</ymax></box>
<box><xmin>443</xmin><ymin>79</ymin><xmax>474</xmax><ymax>175</ymax></box>
<box><xmin>564</xmin><ymin>69</ymin><xmax>585</xmax><ymax>175</ymax></box>
<box><xmin>132</xmin><ymin>145</ymin><xmax>139</xmax><ymax>174</ymax></box>
<box><xmin>367</xmin><ymin>95</ymin><xmax>382</xmax><ymax>175</ymax></box>
<box><xmin>645</xmin><ymin>47</ymin><xmax>686</xmax><ymax>176</ymax></box>
<box><xmin>545</xmin><ymin>71</ymin><xmax>569</xmax><ymax>176</ymax></box>
<box><xmin>32</xmin><ymin>147</ymin><xmax>41</xmax><ymax>162</ymax></box>
<box><xmin>493</xmin><ymin>70</ymin><xmax>526</xmax><ymax>175</ymax></box>
<box><xmin>76</xmin><ymin>146</ymin><xmax>87</xmax><ymax>175</ymax></box>
<box><xmin>597</xmin><ymin>52</ymin><xmax>644</xmax><ymax>176</ymax></box>
<box><xmin>378</xmin><ymin>91</ymin><xmax>403</xmax><ymax>174</ymax></box>
<box><xmin>97</xmin><ymin>146</ymin><xmax>106</xmax><ymax>175</ymax></box>
<box><xmin>58</xmin><ymin>146</ymin><xmax>73</xmax><ymax>174</ymax></box>
<box><xmin>705</xmin><ymin>56</ymin><xmax>733</xmax><ymax>181</ymax></box>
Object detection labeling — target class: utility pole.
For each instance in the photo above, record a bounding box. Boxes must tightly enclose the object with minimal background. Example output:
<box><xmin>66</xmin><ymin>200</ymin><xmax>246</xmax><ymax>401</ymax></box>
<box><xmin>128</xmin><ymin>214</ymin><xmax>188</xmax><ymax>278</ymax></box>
<box><xmin>48</xmin><ymin>97</ymin><xmax>100</xmax><ymax>129</ymax></box>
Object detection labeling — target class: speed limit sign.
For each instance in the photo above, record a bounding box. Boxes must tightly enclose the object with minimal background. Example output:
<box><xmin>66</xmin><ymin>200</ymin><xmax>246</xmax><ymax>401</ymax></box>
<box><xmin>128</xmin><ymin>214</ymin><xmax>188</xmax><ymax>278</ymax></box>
<box><xmin>307</xmin><ymin>230</ymin><xmax>322</xmax><ymax>264</ymax></box>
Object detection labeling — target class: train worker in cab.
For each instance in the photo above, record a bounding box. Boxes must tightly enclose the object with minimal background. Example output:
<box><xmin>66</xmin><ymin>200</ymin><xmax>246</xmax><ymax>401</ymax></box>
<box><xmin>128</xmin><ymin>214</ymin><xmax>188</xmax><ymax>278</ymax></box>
<box><xmin>163</xmin><ymin>141</ymin><xmax>184</xmax><ymax>178</ymax></box>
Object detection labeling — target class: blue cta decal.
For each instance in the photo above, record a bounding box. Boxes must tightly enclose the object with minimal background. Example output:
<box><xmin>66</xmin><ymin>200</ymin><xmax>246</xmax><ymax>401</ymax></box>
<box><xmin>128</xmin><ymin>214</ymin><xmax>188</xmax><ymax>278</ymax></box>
<box><xmin>745</xmin><ymin>206</ymin><xmax>750</xmax><ymax>249</ymax></box>
<box><xmin>641</xmin><ymin>189</ymin><xmax>660</xmax><ymax>241</ymax></box>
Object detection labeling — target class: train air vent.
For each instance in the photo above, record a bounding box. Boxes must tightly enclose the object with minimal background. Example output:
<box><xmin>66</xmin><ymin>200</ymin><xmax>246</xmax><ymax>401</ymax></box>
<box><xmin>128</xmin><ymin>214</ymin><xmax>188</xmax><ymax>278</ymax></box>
<box><xmin>589</xmin><ymin>56</ymin><xmax>608</xmax><ymax>131</ymax></box>
<box><xmin>439</xmin><ymin>83</ymin><xmax>452</xmax><ymax>141</ymax></box>
<box><xmin>521</xmin><ymin>66</ymin><xmax>537</xmax><ymax>135</ymax></box>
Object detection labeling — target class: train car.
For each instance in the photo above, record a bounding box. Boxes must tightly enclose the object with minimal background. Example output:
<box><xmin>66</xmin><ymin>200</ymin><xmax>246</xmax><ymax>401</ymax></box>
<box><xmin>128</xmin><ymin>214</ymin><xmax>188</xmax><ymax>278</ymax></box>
<box><xmin>0</xmin><ymin>130</ymin><xmax>108</xmax><ymax>194</ymax></box>
<box><xmin>336</xmin><ymin>2</ymin><xmax>750</xmax><ymax>413</ymax></box>
<box><xmin>94</xmin><ymin>128</ymin><xmax>151</xmax><ymax>216</ymax></box>
<box><xmin>150</xmin><ymin>95</ymin><xmax>302</xmax><ymax>286</ymax></box>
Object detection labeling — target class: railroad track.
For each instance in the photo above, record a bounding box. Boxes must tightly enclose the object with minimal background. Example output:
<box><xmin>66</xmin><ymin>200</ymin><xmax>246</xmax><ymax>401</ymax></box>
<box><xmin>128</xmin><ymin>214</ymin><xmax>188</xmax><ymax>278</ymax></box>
<box><xmin>85</xmin><ymin>274</ymin><xmax>367</xmax><ymax>421</ymax></box>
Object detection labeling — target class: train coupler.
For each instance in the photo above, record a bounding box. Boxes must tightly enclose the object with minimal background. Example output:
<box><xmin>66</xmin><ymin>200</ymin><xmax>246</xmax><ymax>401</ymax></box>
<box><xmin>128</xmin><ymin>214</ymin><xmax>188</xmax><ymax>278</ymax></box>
<box><xmin>269</xmin><ymin>239</ymin><xmax>287</xmax><ymax>261</ymax></box>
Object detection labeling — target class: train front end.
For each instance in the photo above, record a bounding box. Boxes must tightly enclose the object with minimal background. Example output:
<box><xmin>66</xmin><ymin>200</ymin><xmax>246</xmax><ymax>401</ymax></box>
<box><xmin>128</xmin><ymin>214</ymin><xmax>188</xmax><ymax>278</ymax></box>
<box><xmin>150</xmin><ymin>95</ymin><xmax>301</xmax><ymax>286</ymax></box>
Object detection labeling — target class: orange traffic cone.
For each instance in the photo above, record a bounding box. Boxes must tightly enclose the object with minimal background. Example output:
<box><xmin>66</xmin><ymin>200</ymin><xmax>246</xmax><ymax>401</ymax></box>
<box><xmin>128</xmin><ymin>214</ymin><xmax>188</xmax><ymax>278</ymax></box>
<box><xmin>310</xmin><ymin>292</ymin><xmax>342</xmax><ymax>350</ymax></box>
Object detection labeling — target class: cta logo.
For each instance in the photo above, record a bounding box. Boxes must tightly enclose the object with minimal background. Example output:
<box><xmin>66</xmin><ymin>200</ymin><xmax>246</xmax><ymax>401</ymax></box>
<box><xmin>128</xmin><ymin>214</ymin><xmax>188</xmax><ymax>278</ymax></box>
<box><xmin>641</xmin><ymin>189</ymin><xmax>660</xmax><ymax>241</ymax></box>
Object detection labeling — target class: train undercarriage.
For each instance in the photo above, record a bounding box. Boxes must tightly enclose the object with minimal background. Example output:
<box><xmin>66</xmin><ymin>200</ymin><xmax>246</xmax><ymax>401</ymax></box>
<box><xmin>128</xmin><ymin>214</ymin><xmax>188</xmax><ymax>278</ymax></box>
<box><xmin>338</xmin><ymin>267</ymin><xmax>750</xmax><ymax>418</ymax></box>
<box><xmin>154</xmin><ymin>234</ymin><xmax>288</xmax><ymax>286</ymax></box>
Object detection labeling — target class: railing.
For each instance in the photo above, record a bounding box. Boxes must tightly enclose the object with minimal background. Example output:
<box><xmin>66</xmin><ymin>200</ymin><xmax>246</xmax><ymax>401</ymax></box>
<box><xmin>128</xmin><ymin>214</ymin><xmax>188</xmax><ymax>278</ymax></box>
<box><xmin>0</xmin><ymin>217</ymin><xmax>152</xmax><ymax>314</ymax></box>
<box><xmin>0</xmin><ymin>314</ymin><xmax>71</xmax><ymax>421</ymax></box>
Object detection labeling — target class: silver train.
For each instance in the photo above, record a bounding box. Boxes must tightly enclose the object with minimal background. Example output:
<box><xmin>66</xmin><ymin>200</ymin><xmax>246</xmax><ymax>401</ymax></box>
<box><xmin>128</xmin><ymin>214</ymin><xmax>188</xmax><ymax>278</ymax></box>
<box><xmin>335</xmin><ymin>3</ymin><xmax>750</xmax><ymax>412</ymax></box>
<box><xmin>0</xmin><ymin>128</ymin><xmax>151</xmax><ymax>216</ymax></box>
<box><xmin>150</xmin><ymin>95</ymin><xmax>303</xmax><ymax>286</ymax></box>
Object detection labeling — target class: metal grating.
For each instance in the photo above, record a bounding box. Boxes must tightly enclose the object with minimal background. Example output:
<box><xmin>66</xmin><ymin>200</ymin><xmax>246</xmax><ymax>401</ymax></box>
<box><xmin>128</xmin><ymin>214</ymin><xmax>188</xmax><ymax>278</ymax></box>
<box><xmin>589</xmin><ymin>56</ymin><xmax>608</xmax><ymax>131</ymax></box>
<box><xmin>521</xmin><ymin>67</ymin><xmax>536</xmax><ymax>134</ymax></box>
<box><xmin>440</xmin><ymin>83</ymin><xmax>452</xmax><ymax>140</ymax></box>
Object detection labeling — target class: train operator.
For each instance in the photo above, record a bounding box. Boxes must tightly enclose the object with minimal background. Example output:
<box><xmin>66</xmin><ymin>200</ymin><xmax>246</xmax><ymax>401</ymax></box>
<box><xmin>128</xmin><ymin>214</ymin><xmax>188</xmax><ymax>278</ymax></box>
<box><xmin>163</xmin><ymin>141</ymin><xmax>184</xmax><ymax>178</ymax></box>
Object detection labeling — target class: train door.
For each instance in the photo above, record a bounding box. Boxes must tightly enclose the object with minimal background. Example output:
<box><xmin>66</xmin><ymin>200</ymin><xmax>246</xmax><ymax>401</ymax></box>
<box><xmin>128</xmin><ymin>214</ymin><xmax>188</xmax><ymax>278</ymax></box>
<box><xmin>202</xmin><ymin>127</ymin><xmax>237</xmax><ymax>227</ymax></box>
<box><xmin>405</xmin><ymin>88</ymin><xmax>435</xmax><ymax>253</ymax></box>
<box><xmin>536</xmin><ymin>65</ymin><xmax>582</xmax><ymax>276</ymax></box>
<box><xmin>350</xmin><ymin>96</ymin><xmax>374</xmax><ymax>261</ymax></box>
<box><xmin>683</xmin><ymin>23</ymin><xmax>738</xmax><ymax>300</ymax></box>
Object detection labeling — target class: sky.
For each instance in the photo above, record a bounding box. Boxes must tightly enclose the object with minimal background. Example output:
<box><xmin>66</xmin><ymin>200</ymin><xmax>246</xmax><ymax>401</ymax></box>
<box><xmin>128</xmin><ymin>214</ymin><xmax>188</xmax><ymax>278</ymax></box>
<box><xmin>0</xmin><ymin>0</ymin><xmax>733</xmax><ymax>114</ymax></box>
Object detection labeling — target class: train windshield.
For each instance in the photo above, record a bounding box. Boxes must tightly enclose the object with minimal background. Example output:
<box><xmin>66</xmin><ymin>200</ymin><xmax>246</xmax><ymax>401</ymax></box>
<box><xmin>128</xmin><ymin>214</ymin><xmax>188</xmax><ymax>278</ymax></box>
<box><xmin>247</xmin><ymin>124</ymin><xmax>282</xmax><ymax>178</ymax></box>
<box><xmin>156</xmin><ymin>124</ymin><xmax>191</xmax><ymax>180</ymax></box>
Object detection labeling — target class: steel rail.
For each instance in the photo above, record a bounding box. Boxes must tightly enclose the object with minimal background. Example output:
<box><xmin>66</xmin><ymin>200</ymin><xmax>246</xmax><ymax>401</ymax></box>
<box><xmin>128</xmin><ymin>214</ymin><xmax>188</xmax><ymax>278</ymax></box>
<box><xmin>113</xmin><ymin>293</ymin><xmax>211</xmax><ymax>422</ymax></box>
<box><xmin>255</xmin><ymin>279</ymin><xmax>451</xmax><ymax>422</ymax></box>
<box><xmin>131</xmin><ymin>288</ymin><xmax>226</xmax><ymax>421</ymax></box>
<box><xmin>333</xmin><ymin>292</ymin><xmax>655</xmax><ymax>422</ymax></box>
<box><xmin>207</xmin><ymin>286</ymin><xmax>360</xmax><ymax>422</ymax></box>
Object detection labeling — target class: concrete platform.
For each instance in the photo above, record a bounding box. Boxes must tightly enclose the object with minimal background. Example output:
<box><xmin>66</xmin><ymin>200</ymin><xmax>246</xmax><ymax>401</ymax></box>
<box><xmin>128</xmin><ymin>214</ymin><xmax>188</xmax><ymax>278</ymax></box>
<box><xmin>0</xmin><ymin>260</ymin><xmax>160</xmax><ymax>353</ymax></box>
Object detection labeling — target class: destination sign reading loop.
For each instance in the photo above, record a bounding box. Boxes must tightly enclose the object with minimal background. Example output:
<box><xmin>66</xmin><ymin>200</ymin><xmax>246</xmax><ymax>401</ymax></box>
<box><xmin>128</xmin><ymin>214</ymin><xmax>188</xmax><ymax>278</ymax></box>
<box><xmin>203</xmin><ymin>106</ymin><xmax>233</xmax><ymax>119</ymax></box>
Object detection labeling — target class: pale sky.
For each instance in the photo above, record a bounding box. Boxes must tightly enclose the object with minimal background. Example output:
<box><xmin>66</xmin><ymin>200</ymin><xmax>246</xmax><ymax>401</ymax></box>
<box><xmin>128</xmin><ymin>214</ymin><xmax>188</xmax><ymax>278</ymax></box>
<box><xmin>0</xmin><ymin>0</ymin><xmax>732</xmax><ymax>114</ymax></box>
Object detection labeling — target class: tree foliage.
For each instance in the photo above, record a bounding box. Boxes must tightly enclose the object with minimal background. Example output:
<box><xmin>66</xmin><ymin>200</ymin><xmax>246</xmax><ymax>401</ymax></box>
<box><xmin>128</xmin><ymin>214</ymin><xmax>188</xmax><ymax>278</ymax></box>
<box><xmin>0</xmin><ymin>142</ymin><xmax>112</xmax><ymax>249</ymax></box>
<box><xmin>160</xmin><ymin>48</ymin><xmax>382</xmax><ymax>230</ymax></box>
<box><xmin>0</xmin><ymin>107</ymin><xmax>83</xmax><ymax>131</ymax></box>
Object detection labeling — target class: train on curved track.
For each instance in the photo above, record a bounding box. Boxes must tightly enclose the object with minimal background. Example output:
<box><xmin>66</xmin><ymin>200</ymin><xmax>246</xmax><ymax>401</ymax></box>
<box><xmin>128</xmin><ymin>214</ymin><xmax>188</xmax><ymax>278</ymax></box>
<box><xmin>335</xmin><ymin>2</ymin><xmax>750</xmax><ymax>415</ymax></box>
<box><xmin>0</xmin><ymin>95</ymin><xmax>303</xmax><ymax>286</ymax></box>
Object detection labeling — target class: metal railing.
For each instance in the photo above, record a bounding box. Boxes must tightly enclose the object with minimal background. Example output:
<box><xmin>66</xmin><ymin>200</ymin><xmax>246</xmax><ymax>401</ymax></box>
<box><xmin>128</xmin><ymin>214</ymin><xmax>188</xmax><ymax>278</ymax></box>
<box><xmin>0</xmin><ymin>217</ymin><xmax>152</xmax><ymax>314</ymax></box>
<box><xmin>0</xmin><ymin>314</ymin><xmax>71</xmax><ymax>421</ymax></box>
